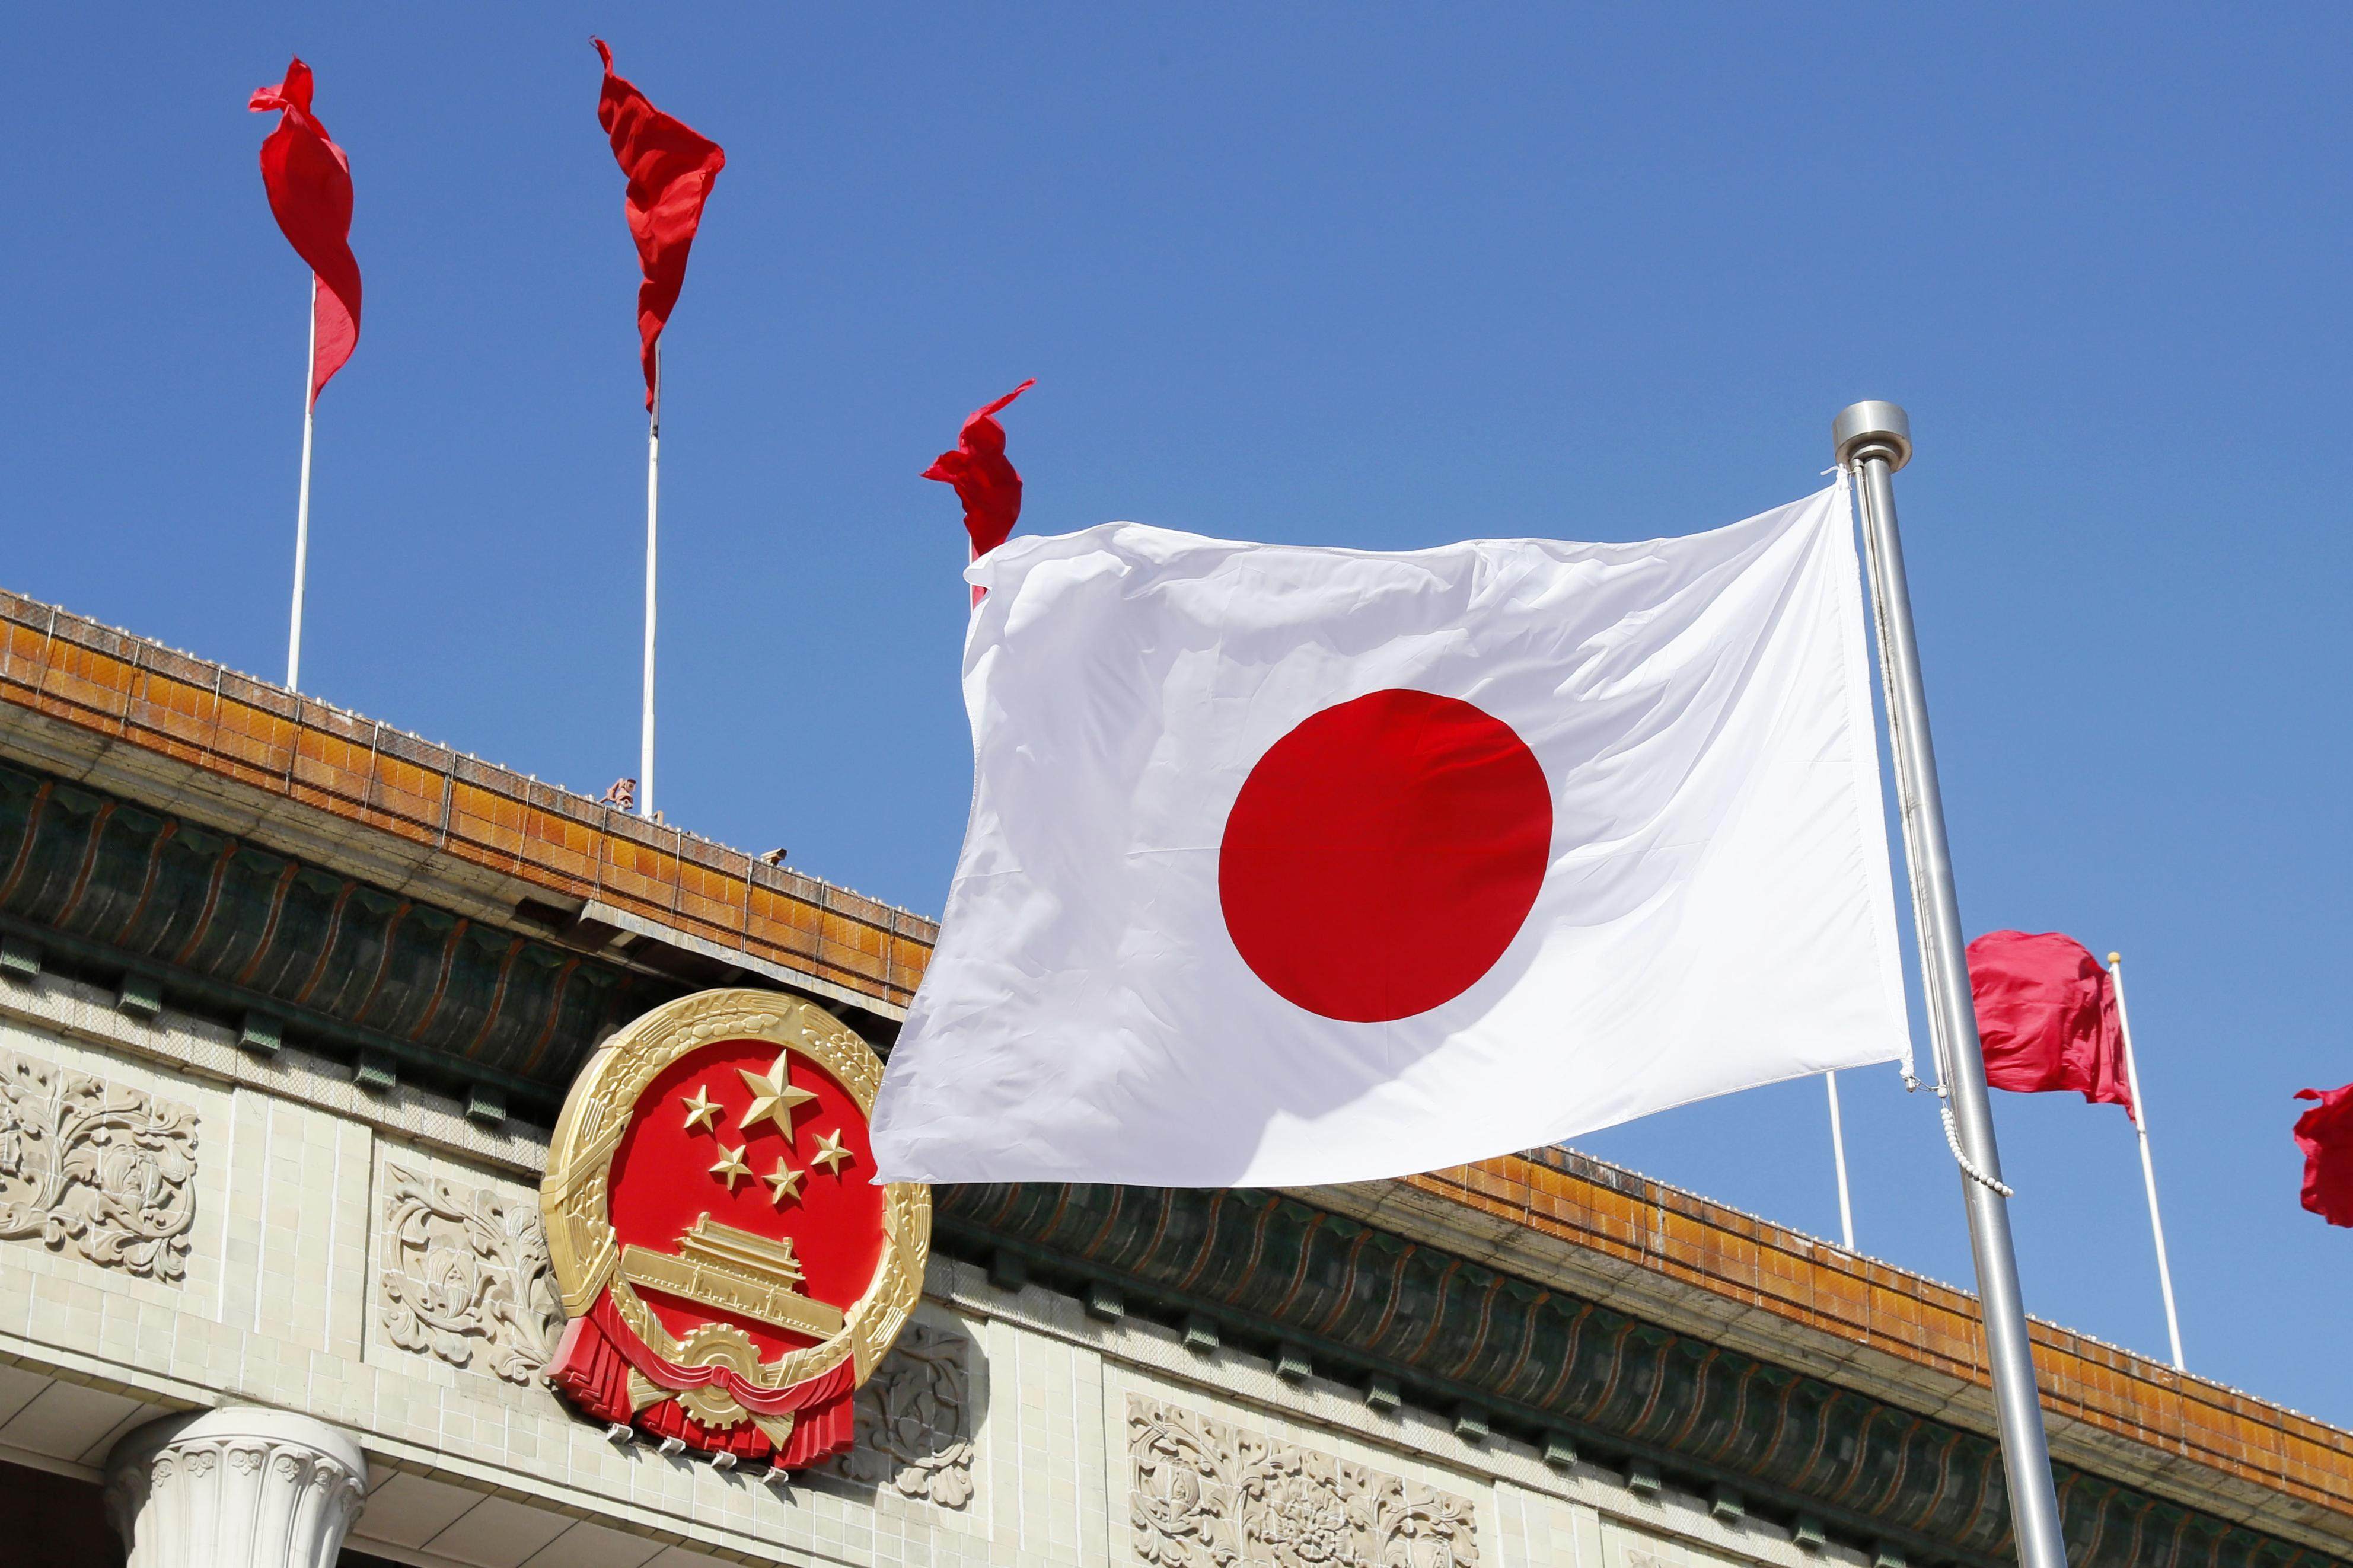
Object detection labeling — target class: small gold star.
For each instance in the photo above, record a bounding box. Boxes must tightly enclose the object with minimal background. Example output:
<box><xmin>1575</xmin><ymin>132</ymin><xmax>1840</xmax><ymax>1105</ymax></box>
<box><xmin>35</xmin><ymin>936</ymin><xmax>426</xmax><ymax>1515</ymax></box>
<box><xmin>809</xmin><ymin>1128</ymin><xmax>854</xmax><ymax>1176</ymax></box>
<box><xmin>736</xmin><ymin>1051</ymin><xmax>818</xmax><ymax>1138</ymax></box>
<box><xmin>709</xmin><ymin>1145</ymin><xmax>752</xmax><ymax>1190</ymax></box>
<box><xmin>764</xmin><ymin>1160</ymin><xmax>805</xmax><ymax>1205</ymax></box>
<box><xmin>680</xmin><ymin>1085</ymin><xmax>722</xmax><ymax>1132</ymax></box>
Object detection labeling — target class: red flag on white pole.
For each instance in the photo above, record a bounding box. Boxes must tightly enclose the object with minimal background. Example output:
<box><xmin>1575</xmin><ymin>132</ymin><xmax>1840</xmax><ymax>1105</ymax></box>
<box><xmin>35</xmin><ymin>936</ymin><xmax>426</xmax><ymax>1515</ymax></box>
<box><xmin>250</xmin><ymin>59</ymin><xmax>361</xmax><ymax>403</ymax></box>
<box><xmin>924</xmin><ymin>379</ymin><xmax>1033</xmax><ymax>606</ymax></box>
<box><xmin>592</xmin><ymin>40</ymin><xmax>725</xmax><ymax>818</ymax></box>
<box><xmin>1968</xmin><ymin>935</ymin><xmax>2188</xmax><ymax>1366</ymax></box>
<box><xmin>594</xmin><ymin>39</ymin><xmax>725</xmax><ymax>411</ymax></box>
<box><xmin>250</xmin><ymin>57</ymin><xmax>362</xmax><ymax>692</ymax></box>
<box><xmin>2295</xmin><ymin>1082</ymin><xmax>2353</xmax><ymax>1227</ymax></box>
<box><xmin>1967</xmin><ymin>931</ymin><xmax>2134</xmax><ymax>1116</ymax></box>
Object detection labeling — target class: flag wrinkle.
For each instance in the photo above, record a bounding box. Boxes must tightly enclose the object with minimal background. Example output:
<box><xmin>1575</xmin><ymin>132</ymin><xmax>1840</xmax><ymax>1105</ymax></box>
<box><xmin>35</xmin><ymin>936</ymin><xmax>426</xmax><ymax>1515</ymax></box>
<box><xmin>593</xmin><ymin>38</ymin><xmax>725</xmax><ymax>410</ymax></box>
<box><xmin>926</xmin><ymin>379</ymin><xmax>1035</xmax><ymax>564</ymax></box>
<box><xmin>1967</xmin><ymin>931</ymin><xmax>2135</xmax><ymax>1119</ymax></box>
<box><xmin>249</xmin><ymin>56</ymin><xmax>361</xmax><ymax>401</ymax></box>
<box><xmin>2294</xmin><ymin>1084</ymin><xmax>2353</xmax><ymax>1227</ymax></box>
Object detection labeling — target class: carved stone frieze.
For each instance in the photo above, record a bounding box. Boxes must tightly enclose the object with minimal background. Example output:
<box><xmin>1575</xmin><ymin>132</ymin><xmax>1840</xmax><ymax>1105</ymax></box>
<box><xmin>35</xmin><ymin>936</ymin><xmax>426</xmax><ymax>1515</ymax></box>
<box><xmin>0</xmin><ymin>1042</ymin><xmax>197</xmax><ymax>1281</ymax></box>
<box><xmin>825</xmin><ymin>1320</ymin><xmax>976</xmax><ymax>1508</ymax></box>
<box><xmin>1128</xmin><ymin>1394</ymin><xmax>1478</xmax><ymax>1568</ymax></box>
<box><xmin>378</xmin><ymin>1163</ymin><xmax>564</xmax><ymax>1382</ymax></box>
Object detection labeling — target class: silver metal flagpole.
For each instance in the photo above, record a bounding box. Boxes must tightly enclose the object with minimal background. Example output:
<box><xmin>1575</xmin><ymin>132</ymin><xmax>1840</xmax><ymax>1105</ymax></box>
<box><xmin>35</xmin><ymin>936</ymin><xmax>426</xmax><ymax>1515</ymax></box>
<box><xmin>1836</xmin><ymin>401</ymin><xmax>2070</xmax><ymax>1568</ymax></box>
<box><xmin>2109</xmin><ymin>951</ymin><xmax>2186</xmax><ymax>1370</ymax></box>
<box><xmin>287</xmin><ymin>274</ymin><xmax>318</xmax><ymax>692</ymax></box>
<box><xmin>641</xmin><ymin>344</ymin><xmax>661</xmax><ymax>819</ymax></box>
<box><xmin>1825</xmin><ymin>1072</ymin><xmax>1857</xmax><ymax>1250</ymax></box>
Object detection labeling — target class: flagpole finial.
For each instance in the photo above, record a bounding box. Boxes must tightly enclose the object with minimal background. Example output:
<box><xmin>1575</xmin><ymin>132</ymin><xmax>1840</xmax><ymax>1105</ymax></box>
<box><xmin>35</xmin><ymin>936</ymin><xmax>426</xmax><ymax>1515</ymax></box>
<box><xmin>1834</xmin><ymin>400</ymin><xmax>1912</xmax><ymax>471</ymax></box>
<box><xmin>2109</xmin><ymin>951</ymin><xmax>2122</xmax><ymax>965</ymax></box>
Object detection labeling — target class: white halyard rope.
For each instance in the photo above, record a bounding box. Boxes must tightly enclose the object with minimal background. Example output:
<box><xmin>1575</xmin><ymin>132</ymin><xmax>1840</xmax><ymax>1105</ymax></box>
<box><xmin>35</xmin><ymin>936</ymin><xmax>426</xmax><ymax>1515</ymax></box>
<box><xmin>1901</xmin><ymin>1068</ymin><xmax>2015</xmax><ymax>1199</ymax></box>
<box><xmin>1847</xmin><ymin>464</ymin><xmax>2016</xmax><ymax>1205</ymax></box>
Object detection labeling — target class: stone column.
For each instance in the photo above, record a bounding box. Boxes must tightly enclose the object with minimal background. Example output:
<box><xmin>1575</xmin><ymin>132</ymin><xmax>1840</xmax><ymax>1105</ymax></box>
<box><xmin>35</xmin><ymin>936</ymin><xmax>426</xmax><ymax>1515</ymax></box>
<box><xmin>104</xmin><ymin>1406</ymin><xmax>368</xmax><ymax>1568</ymax></box>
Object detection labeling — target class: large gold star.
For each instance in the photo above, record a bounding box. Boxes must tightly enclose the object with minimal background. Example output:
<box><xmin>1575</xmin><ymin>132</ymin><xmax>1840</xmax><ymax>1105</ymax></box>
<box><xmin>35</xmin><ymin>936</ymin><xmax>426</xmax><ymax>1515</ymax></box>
<box><xmin>764</xmin><ymin>1160</ymin><xmax>805</xmax><ymax>1205</ymax></box>
<box><xmin>709</xmin><ymin>1145</ymin><xmax>752</xmax><ymax>1191</ymax></box>
<box><xmin>809</xmin><ymin>1128</ymin><xmax>854</xmax><ymax>1176</ymax></box>
<box><xmin>736</xmin><ymin>1052</ymin><xmax>817</xmax><ymax>1138</ymax></box>
<box><xmin>680</xmin><ymin>1085</ymin><xmax>722</xmax><ymax>1132</ymax></box>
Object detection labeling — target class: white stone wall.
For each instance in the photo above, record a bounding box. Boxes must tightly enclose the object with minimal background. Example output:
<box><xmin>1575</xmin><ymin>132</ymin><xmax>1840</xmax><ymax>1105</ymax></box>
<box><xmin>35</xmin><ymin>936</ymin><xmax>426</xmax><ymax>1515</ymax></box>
<box><xmin>0</xmin><ymin>970</ymin><xmax>1867</xmax><ymax>1568</ymax></box>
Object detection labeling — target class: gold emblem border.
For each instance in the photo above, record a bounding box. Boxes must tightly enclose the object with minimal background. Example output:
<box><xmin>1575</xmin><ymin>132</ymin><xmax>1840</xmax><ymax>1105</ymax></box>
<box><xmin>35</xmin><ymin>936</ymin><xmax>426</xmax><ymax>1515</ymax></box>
<box><xmin>540</xmin><ymin>988</ymin><xmax>932</xmax><ymax>1394</ymax></box>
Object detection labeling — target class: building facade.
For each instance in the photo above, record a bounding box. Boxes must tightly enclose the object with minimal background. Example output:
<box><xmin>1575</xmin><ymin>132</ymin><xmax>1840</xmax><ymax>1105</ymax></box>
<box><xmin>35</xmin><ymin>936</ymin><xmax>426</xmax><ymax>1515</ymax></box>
<box><xmin>0</xmin><ymin>587</ymin><xmax>2345</xmax><ymax>1568</ymax></box>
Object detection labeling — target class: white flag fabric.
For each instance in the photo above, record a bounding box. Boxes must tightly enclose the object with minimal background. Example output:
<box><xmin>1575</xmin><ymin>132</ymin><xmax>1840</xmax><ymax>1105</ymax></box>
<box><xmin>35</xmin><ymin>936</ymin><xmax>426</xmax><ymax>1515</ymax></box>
<box><xmin>871</xmin><ymin>481</ymin><xmax>1910</xmax><ymax>1188</ymax></box>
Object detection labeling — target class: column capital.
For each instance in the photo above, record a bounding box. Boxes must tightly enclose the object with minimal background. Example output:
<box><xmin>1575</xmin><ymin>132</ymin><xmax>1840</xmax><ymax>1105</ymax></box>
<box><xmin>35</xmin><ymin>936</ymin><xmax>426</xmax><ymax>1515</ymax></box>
<box><xmin>106</xmin><ymin>1406</ymin><xmax>368</xmax><ymax>1568</ymax></box>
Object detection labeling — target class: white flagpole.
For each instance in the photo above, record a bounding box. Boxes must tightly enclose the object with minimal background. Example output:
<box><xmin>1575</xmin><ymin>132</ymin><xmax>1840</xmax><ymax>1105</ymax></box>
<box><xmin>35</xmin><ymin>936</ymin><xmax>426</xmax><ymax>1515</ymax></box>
<box><xmin>641</xmin><ymin>344</ymin><xmax>661</xmax><ymax>819</ymax></box>
<box><xmin>1838</xmin><ymin>401</ymin><xmax>2069</xmax><ymax>1568</ymax></box>
<box><xmin>287</xmin><ymin>274</ymin><xmax>318</xmax><ymax>692</ymax></box>
<box><xmin>1825</xmin><ymin>1072</ymin><xmax>1856</xmax><ymax>1250</ymax></box>
<box><xmin>2110</xmin><ymin>951</ymin><xmax>2185</xmax><ymax>1370</ymax></box>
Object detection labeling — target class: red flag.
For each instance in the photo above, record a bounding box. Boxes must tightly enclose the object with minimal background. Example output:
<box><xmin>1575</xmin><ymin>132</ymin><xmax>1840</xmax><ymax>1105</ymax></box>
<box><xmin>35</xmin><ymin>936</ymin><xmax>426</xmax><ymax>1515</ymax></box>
<box><xmin>1966</xmin><ymin>930</ymin><xmax>2135</xmax><ymax>1119</ymax></box>
<box><xmin>924</xmin><ymin>380</ymin><xmax>1035</xmax><ymax>558</ymax></box>
<box><xmin>249</xmin><ymin>59</ymin><xmax>361</xmax><ymax>403</ymax></box>
<box><xmin>594</xmin><ymin>40</ymin><xmax>726</xmax><ymax>410</ymax></box>
<box><xmin>2294</xmin><ymin>1083</ymin><xmax>2353</xmax><ymax>1227</ymax></box>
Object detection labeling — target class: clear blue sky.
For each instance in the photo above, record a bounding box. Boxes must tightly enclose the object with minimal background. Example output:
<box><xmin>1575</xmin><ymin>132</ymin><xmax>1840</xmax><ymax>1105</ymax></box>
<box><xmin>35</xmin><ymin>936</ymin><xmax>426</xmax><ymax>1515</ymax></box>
<box><xmin>5</xmin><ymin>5</ymin><xmax>2348</xmax><ymax>1425</ymax></box>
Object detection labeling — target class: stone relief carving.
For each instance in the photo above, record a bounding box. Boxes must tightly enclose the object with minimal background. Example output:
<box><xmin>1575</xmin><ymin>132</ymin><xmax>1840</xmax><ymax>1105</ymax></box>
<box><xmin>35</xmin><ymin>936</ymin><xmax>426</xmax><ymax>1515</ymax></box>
<box><xmin>825</xmin><ymin>1320</ymin><xmax>976</xmax><ymax>1508</ymax></box>
<box><xmin>0</xmin><ymin>1043</ymin><xmax>197</xmax><ymax>1281</ymax></box>
<box><xmin>378</xmin><ymin>1163</ymin><xmax>564</xmax><ymax>1382</ymax></box>
<box><xmin>1130</xmin><ymin>1394</ymin><xmax>1478</xmax><ymax>1568</ymax></box>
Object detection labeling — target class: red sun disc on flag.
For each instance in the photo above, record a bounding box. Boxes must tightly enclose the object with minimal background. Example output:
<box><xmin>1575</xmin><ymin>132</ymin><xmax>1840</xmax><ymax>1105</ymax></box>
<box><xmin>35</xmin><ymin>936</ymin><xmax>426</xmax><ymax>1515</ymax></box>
<box><xmin>1218</xmin><ymin>689</ymin><xmax>1552</xmax><ymax>1023</ymax></box>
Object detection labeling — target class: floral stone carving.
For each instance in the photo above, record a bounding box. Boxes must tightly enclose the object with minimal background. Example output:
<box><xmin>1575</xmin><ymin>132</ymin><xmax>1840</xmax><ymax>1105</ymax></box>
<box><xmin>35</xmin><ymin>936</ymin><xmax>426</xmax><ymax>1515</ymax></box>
<box><xmin>825</xmin><ymin>1320</ymin><xmax>976</xmax><ymax>1507</ymax></box>
<box><xmin>0</xmin><ymin>1043</ymin><xmax>197</xmax><ymax>1280</ymax></box>
<box><xmin>380</xmin><ymin>1163</ymin><xmax>564</xmax><ymax>1382</ymax></box>
<box><xmin>1130</xmin><ymin>1394</ymin><xmax>1478</xmax><ymax>1568</ymax></box>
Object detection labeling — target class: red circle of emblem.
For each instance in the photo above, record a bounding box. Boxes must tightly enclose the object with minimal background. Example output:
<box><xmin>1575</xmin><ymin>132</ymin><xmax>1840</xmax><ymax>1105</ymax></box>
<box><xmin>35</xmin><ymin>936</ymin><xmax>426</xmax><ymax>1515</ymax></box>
<box><xmin>1217</xmin><ymin>689</ymin><xmax>1552</xmax><ymax>1023</ymax></box>
<box><xmin>540</xmin><ymin>991</ymin><xmax>930</xmax><ymax>1470</ymax></box>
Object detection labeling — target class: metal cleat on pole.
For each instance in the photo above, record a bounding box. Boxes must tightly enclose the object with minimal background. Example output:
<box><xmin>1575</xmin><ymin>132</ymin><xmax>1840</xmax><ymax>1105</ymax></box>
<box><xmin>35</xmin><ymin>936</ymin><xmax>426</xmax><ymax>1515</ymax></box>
<box><xmin>1836</xmin><ymin>401</ymin><xmax>2070</xmax><ymax>1568</ymax></box>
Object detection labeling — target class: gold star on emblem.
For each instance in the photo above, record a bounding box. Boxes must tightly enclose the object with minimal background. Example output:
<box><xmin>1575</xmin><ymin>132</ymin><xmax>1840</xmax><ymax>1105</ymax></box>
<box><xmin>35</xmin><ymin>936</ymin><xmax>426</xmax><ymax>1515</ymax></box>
<box><xmin>736</xmin><ymin>1051</ymin><xmax>817</xmax><ymax>1138</ymax></box>
<box><xmin>809</xmin><ymin>1128</ymin><xmax>854</xmax><ymax>1175</ymax></box>
<box><xmin>680</xmin><ymin>1085</ymin><xmax>722</xmax><ymax>1132</ymax></box>
<box><xmin>763</xmin><ymin>1160</ymin><xmax>805</xmax><ymax>1205</ymax></box>
<box><xmin>709</xmin><ymin>1145</ymin><xmax>752</xmax><ymax>1191</ymax></box>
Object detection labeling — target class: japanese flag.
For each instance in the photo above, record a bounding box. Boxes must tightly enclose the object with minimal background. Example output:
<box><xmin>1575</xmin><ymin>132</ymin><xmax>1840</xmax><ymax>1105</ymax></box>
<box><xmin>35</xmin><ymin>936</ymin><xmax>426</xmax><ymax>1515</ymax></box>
<box><xmin>871</xmin><ymin>482</ymin><xmax>1911</xmax><ymax>1188</ymax></box>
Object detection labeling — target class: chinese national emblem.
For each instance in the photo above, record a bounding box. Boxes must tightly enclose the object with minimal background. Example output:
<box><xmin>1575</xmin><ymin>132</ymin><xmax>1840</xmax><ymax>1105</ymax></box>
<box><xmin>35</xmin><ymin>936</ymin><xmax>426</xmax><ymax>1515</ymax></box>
<box><xmin>540</xmin><ymin>989</ymin><xmax>930</xmax><ymax>1468</ymax></box>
